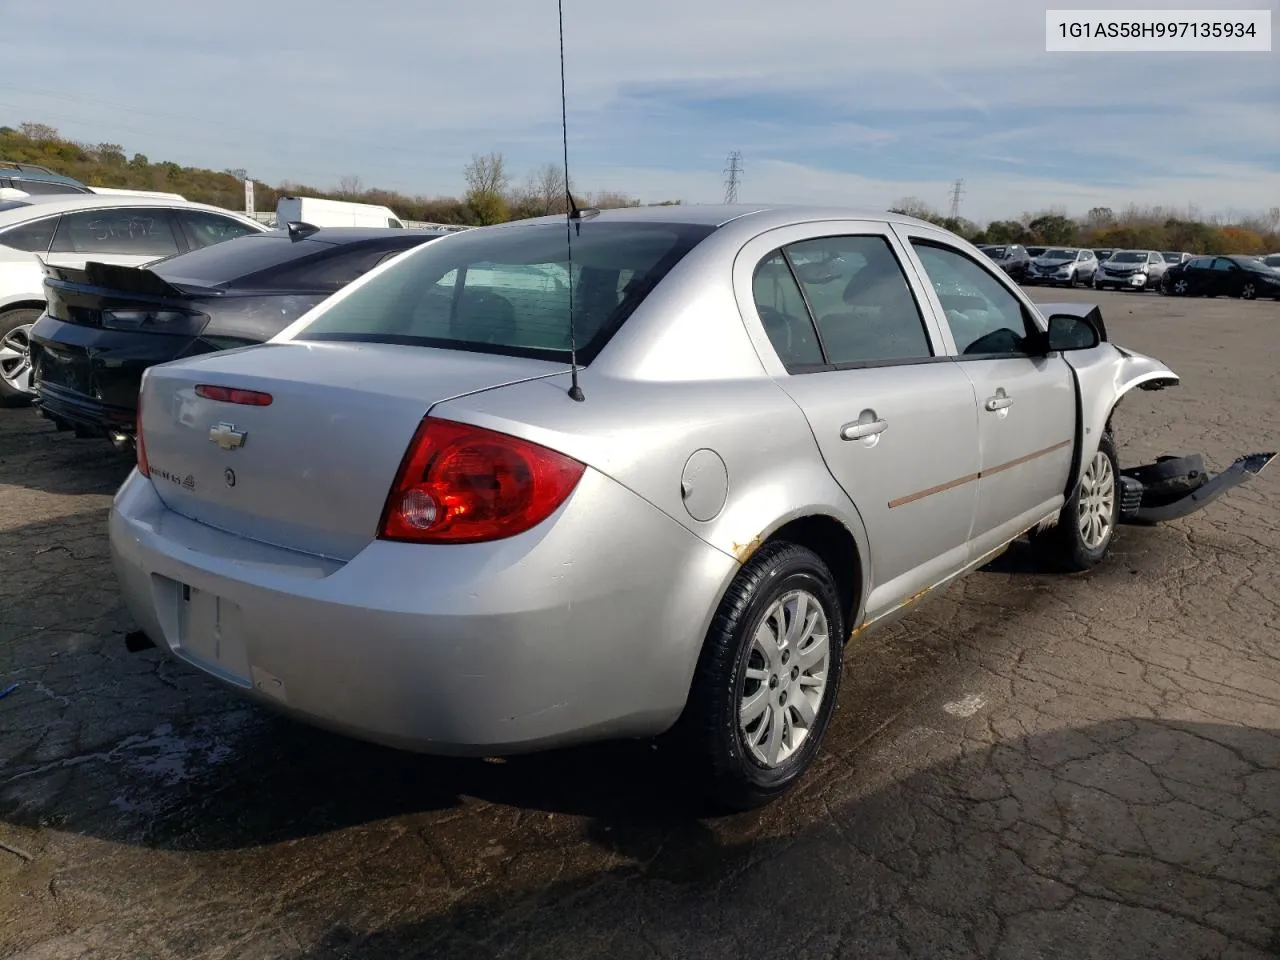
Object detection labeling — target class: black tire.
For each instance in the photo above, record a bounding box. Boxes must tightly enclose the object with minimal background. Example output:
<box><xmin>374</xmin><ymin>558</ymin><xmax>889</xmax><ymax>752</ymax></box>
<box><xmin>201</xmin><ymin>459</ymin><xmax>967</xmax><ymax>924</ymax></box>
<box><xmin>1031</xmin><ymin>433</ymin><xmax>1120</xmax><ymax>573</ymax></box>
<box><xmin>676</xmin><ymin>541</ymin><xmax>845</xmax><ymax>811</ymax></box>
<box><xmin>0</xmin><ymin>308</ymin><xmax>41</xmax><ymax>407</ymax></box>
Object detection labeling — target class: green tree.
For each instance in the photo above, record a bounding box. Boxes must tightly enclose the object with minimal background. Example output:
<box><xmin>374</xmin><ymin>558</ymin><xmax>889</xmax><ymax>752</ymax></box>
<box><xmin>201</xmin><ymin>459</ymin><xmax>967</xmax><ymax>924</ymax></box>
<box><xmin>1027</xmin><ymin>214</ymin><xmax>1076</xmax><ymax>244</ymax></box>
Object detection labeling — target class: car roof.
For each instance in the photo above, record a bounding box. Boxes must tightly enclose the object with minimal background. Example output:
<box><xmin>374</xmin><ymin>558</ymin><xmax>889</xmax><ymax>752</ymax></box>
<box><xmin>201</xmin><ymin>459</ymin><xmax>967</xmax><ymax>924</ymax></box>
<box><xmin>487</xmin><ymin>203</ymin><xmax>951</xmax><ymax>233</ymax></box>
<box><xmin>0</xmin><ymin>160</ymin><xmax>86</xmax><ymax>187</ymax></box>
<box><xmin>253</xmin><ymin>226</ymin><xmax>449</xmax><ymax>244</ymax></box>
<box><xmin>0</xmin><ymin>193</ymin><xmax>262</xmax><ymax>224</ymax></box>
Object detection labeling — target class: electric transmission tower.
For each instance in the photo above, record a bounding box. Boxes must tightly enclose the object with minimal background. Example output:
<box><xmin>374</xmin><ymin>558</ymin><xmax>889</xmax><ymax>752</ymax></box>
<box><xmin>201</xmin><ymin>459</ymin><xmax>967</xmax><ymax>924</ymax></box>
<box><xmin>724</xmin><ymin>151</ymin><xmax>743</xmax><ymax>204</ymax></box>
<box><xmin>948</xmin><ymin>178</ymin><xmax>965</xmax><ymax>220</ymax></box>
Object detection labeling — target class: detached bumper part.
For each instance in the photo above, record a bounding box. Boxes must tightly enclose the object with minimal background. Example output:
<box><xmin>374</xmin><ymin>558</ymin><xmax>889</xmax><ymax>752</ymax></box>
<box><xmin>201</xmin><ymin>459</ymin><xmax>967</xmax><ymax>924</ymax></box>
<box><xmin>1118</xmin><ymin>452</ymin><xmax>1276</xmax><ymax>524</ymax></box>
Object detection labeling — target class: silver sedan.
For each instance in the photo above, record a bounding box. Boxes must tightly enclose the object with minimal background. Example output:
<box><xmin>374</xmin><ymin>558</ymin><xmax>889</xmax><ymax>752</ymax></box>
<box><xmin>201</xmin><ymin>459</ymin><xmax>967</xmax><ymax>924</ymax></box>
<box><xmin>109</xmin><ymin>205</ymin><xmax>1272</xmax><ymax>809</ymax></box>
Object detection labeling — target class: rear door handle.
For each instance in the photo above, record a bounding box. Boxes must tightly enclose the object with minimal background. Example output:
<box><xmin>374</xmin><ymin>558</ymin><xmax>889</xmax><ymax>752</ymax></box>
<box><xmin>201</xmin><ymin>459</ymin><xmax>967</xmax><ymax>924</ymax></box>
<box><xmin>985</xmin><ymin>395</ymin><xmax>1013</xmax><ymax>411</ymax></box>
<box><xmin>840</xmin><ymin>419</ymin><xmax>888</xmax><ymax>441</ymax></box>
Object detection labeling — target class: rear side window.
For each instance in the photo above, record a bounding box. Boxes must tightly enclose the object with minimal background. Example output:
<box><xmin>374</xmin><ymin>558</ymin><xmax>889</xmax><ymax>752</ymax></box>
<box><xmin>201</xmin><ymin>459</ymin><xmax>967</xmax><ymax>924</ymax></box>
<box><xmin>295</xmin><ymin>221</ymin><xmax>716</xmax><ymax>363</ymax></box>
<box><xmin>177</xmin><ymin>210</ymin><xmax>260</xmax><ymax>250</ymax></box>
<box><xmin>785</xmin><ymin>235</ymin><xmax>931</xmax><ymax>365</ymax></box>
<box><xmin>0</xmin><ymin>216</ymin><xmax>59</xmax><ymax>253</ymax></box>
<box><xmin>51</xmin><ymin>207</ymin><xmax>179</xmax><ymax>257</ymax></box>
<box><xmin>752</xmin><ymin>252</ymin><xmax>824</xmax><ymax>369</ymax></box>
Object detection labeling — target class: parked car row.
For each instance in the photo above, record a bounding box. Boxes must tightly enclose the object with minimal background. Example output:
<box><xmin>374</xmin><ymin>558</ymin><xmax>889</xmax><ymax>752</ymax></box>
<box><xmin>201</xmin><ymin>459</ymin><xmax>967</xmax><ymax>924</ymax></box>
<box><xmin>3</xmin><ymin>194</ymin><xmax>1275</xmax><ymax>811</ymax></box>
<box><xmin>975</xmin><ymin>242</ymin><xmax>1278</xmax><ymax>297</ymax></box>
<box><xmin>0</xmin><ymin>193</ymin><xmax>267</xmax><ymax>403</ymax></box>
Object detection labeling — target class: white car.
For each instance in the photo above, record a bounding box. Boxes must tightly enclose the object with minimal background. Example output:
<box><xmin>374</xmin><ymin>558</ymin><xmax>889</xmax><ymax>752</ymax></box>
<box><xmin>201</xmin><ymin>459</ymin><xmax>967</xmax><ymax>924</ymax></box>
<box><xmin>0</xmin><ymin>193</ymin><xmax>265</xmax><ymax>404</ymax></box>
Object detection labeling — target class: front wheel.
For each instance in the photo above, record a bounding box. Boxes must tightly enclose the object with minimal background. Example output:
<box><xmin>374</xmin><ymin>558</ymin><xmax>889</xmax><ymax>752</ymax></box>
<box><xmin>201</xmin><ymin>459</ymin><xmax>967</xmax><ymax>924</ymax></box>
<box><xmin>0</xmin><ymin>308</ymin><xmax>41</xmax><ymax>406</ymax></box>
<box><xmin>1030</xmin><ymin>434</ymin><xmax>1120</xmax><ymax>573</ymax></box>
<box><xmin>1240</xmin><ymin>281</ymin><xmax>1257</xmax><ymax>300</ymax></box>
<box><xmin>677</xmin><ymin>541</ymin><xmax>845</xmax><ymax>811</ymax></box>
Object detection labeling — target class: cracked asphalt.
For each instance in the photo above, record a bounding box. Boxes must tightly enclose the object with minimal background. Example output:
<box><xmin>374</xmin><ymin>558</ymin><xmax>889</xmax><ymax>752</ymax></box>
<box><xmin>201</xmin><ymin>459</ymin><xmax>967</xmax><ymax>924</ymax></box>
<box><xmin>1</xmin><ymin>289</ymin><xmax>1278</xmax><ymax>959</ymax></box>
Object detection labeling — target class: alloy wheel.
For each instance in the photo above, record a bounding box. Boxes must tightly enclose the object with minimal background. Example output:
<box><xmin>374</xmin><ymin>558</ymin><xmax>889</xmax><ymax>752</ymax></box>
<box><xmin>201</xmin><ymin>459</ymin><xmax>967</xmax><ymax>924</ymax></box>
<box><xmin>0</xmin><ymin>322</ymin><xmax>34</xmax><ymax>395</ymax></box>
<box><xmin>1077</xmin><ymin>450</ymin><xmax>1116</xmax><ymax>550</ymax></box>
<box><xmin>739</xmin><ymin>589</ymin><xmax>830</xmax><ymax>768</ymax></box>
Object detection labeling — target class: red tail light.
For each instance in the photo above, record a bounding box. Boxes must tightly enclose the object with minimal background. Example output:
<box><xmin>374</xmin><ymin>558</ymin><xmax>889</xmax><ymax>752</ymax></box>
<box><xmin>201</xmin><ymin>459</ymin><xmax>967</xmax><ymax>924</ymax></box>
<box><xmin>136</xmin><ymin>394</ymin><xmax>150</xmax><ymax>477</ymax></box>
<box><xmin>378</xmin><ymin>418</ymin><xmax>585</xmax><ymax>544</ymax></box>
<box><xmin>195</xmin><ymin>384</ymin><xmax>273</xmax><ymax>406</ymax></box>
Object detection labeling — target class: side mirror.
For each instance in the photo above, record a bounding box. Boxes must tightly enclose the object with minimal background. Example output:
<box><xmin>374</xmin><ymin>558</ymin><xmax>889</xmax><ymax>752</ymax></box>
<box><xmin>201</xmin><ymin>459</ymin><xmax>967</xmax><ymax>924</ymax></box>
<box><xmin>1046</xmin><ymin>313</ymin><xmax>1101</xmax><ymax>351</ymax></box>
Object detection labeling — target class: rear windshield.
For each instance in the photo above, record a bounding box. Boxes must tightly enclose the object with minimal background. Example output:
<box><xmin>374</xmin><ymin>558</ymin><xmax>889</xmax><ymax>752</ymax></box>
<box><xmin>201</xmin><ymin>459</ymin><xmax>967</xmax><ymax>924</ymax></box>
<box><xmin>293</xmin><ymin>220</ymin><xmax>717</xmax><ymax>363</ymax></box>
<box><xmin>151</xmin><ymin>232</ymin><xmax>329</xmax><ymax>286</ymax></box>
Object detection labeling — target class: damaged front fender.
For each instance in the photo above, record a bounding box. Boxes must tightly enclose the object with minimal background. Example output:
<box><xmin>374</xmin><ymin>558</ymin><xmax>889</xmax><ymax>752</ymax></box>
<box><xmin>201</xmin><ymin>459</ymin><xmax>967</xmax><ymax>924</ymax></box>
<box><xmin>1059</xmin><ymin>337</ymin><xmax>1181</xmax><ymax>493</ymax></box>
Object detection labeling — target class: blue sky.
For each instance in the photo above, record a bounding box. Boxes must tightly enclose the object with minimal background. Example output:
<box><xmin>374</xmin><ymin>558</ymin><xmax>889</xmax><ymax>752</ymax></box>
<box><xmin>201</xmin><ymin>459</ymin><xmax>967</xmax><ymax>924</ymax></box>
<box><xmin>2</xmin><ymin>0</ymin><xmax>1277</xmax><ymax>222</ymax></box>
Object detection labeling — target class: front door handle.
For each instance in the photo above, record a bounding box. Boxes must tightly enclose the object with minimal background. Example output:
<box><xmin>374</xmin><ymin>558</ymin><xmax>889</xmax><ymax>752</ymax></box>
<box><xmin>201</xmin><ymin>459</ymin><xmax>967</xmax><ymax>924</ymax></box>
<box><xmin>985</xmin><ymin>394</ymin><xmax>1013</xmax><ymax>411</ymax></box>
<box><xmin>841</xmin><ymin>418</ymin><xmax>888</xmax><ymax>441</ymax></box>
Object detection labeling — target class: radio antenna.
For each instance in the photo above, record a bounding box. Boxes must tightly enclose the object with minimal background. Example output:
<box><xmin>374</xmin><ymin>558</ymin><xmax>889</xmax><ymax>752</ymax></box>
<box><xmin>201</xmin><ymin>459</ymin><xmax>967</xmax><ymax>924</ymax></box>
<box><xmin>558</xmin><ymin>0</ymin><xmax>585</xmax><ymax>402</ymax></box>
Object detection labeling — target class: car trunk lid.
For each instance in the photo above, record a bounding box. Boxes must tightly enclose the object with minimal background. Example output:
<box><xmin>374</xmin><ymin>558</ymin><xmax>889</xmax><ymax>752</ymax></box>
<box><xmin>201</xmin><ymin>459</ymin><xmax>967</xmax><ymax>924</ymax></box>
<box><xmin>138</xmin><ymin>341</ymin><xmax>567</xmax><ymax>560</ymax></box>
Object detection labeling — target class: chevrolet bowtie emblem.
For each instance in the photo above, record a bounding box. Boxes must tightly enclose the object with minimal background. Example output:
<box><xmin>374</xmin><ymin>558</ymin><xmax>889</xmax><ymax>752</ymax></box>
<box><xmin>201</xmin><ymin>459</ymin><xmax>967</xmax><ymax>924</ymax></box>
<box><xmin>209</xmin><ymin>422</ymin><xmax>246</xmax><ymax>451</ymax></box>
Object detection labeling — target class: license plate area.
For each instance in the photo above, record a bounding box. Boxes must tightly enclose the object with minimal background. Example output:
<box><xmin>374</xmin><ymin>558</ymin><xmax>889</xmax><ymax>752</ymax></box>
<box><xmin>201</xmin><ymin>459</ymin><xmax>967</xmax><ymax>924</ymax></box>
<box><xmin>175</xmin><ymin>582</ymin><xmax>252</xmax><ymax>685</ymax></box>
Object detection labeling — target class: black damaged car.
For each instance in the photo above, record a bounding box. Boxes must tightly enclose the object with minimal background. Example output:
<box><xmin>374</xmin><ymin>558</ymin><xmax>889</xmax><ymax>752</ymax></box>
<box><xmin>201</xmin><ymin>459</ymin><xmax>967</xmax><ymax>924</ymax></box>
<box><xmin>28</xmin><ymin>224</ymin><xmax>450</xmax><ymax>444</ymax></box>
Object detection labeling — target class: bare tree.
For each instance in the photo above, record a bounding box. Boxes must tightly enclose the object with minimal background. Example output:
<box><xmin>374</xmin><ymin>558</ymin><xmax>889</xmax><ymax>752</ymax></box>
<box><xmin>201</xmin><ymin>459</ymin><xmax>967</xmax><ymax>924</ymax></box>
<box><xmin>523</xmin><ymin>163</ymin><xmax>568</xmax><ymax>215</ymax></box>
<box><xmin>19</xmin><ymin>122</ymin><xmax>57</xmax><ymax>141</ymax></box>
<box><xmin>463</xmin><ymin>152</ymin><xmax>510</xmax><ymax>197</ymax></box>
<box><xmin>337</xmin><ymin>174</ymin><xmax>363</xmax><ymax>198</ymax></box>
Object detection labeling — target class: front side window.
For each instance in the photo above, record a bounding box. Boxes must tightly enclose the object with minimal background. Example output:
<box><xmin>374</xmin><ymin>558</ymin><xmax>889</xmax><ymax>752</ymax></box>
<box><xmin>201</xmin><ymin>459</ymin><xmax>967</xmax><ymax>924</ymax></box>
<box><xmin>784</xmin><ymin>235</ymin><xmax>932</xmax><ymax>365</ymax></box>
<box><xmin>1211</xmin><ymin>258</ymin><xmax>1236</xmax><ymax>272</ymax></box>
<box><xmin>911</xmin><ymin>241</ymin><xmax>1035</xmax><ymax>356</ymax></box>
<box><xmin>0</xmin><ymin>216</ymin><xmax>59</xmax><ymax>253</ymax></box>
<box><xmin>178</xmin><ymin>210</ymin><xmax>259</xmax><ymax>250</ymax></box>
<box><xmin>295</xmin><ymin>221</ymin><xmax>715</xmax><ymax>363</ymax></box>
<box><xmin>51</xmin><ymin>207</ymin><xmax>179</xmax><ymax>257</ymax></box>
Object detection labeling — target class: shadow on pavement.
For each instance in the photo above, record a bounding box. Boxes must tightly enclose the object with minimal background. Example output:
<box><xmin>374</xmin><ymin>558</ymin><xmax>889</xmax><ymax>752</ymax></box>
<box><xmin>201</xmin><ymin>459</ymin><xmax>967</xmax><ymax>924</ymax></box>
<box><xmin>279</xmin><ymin>718</ymin><xmax>1277</xmax><ymax>960</ymax></box>
<box><xmin>0</xmin><ymin>408</ymin><xmax>133</xmax><ymax>496</ymax></box>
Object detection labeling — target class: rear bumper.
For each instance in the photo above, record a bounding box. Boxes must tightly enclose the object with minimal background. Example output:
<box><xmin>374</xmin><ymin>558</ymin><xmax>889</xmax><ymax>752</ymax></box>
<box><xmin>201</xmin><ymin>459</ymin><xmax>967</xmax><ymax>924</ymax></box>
<box><xmin>29</xmin><ymin>313</ymin><xmax>192</xmax><ymax>425</ymax></box>
<box><xmin>108</xmin><ymin>469</ymin><xmax>737</xmax><ymax>755</ymax></box>
<box><xmin>34</xmin><ymin>381</ymin><xmax>136</xmax><ymax>439</ymax></box>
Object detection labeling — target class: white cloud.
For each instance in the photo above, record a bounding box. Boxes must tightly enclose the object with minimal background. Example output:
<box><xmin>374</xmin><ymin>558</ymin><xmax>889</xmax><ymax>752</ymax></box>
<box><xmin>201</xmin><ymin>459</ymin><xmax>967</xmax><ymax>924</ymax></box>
<box><xmin>1</xmin><ymin>0</ymin><xmax>1274</xmax><ymax>220</ymax></box>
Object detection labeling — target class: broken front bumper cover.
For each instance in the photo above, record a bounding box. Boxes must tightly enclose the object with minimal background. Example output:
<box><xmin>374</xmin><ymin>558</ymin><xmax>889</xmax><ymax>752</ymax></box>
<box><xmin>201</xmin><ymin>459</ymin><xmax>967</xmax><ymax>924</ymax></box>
<box><xmin>1118</xmin><ymin>452</ymin><xmax>1276</xmax><ymax>524</ymax></box>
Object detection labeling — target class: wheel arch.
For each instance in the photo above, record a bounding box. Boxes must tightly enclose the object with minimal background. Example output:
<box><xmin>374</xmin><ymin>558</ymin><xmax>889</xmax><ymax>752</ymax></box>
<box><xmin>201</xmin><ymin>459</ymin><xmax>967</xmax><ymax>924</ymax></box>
<box><xmin>737</xmin><ymin>510</ymin><xmax>867</xmax><ymax>644</ymax></box>
<box><xmin>0</xmin><ymin>299</ymin><xmax>46</xmax><ymax>318</ymax></box>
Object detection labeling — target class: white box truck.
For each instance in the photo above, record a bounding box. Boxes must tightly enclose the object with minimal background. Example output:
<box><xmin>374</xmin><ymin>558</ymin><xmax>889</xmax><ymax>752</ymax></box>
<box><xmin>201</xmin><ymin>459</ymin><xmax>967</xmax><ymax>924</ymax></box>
<box><xmin>275</xmin><ymin>196</ymin><xmax>406</xmax><ymax>229</ymax></box>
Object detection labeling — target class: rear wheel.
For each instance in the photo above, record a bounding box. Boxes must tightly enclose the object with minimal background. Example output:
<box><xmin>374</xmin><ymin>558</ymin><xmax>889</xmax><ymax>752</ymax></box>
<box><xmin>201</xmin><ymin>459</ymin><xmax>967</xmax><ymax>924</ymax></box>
<box><xmin>1031</xmin><ymin>433</ymin><xmax>1120</xmax><ymax>572</ymax></box>
<box><xmin>677</xmin><ymin>541</ymin><xmax>845</xmax><ymax>811</ymax></box>
<box><xmin>0</xmin><ymin>308</ymin><xmax>40</xmax><ymax>406</ymax></box>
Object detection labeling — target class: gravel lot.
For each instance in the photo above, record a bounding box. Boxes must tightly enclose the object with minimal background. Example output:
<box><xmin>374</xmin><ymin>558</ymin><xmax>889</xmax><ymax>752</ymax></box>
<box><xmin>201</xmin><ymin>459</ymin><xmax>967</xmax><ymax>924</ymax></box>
<box><xmin>2</xmin><ymin>288</ymin><xmax>1278</xmax><ymax>960</ymax></box>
